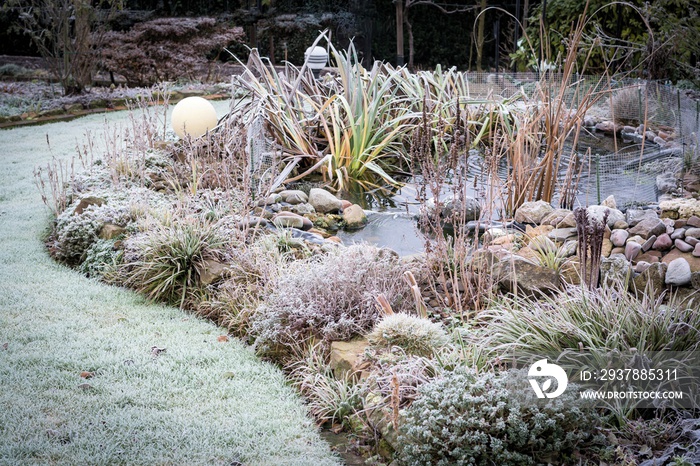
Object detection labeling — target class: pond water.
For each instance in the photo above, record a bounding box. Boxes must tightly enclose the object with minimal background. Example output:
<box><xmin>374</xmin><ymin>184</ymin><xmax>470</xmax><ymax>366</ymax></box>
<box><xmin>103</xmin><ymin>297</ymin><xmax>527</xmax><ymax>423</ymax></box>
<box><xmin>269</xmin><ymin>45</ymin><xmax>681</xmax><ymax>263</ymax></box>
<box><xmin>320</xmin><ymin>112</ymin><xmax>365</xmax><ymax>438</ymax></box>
<box><xmin>336</xmin><ymin>131</ymin><xmax>677</xmax><ymax>255</ymax></box>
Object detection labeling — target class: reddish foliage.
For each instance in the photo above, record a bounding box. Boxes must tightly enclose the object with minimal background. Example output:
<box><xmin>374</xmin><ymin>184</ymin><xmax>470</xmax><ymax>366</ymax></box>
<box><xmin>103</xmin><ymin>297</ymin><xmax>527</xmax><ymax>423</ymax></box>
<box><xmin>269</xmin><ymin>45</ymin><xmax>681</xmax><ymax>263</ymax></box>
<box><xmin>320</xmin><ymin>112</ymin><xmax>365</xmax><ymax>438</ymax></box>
<box><xmin>99</xmin><ymin>17</ymin><xmax>245</xmax><ymax>86</ymax></box>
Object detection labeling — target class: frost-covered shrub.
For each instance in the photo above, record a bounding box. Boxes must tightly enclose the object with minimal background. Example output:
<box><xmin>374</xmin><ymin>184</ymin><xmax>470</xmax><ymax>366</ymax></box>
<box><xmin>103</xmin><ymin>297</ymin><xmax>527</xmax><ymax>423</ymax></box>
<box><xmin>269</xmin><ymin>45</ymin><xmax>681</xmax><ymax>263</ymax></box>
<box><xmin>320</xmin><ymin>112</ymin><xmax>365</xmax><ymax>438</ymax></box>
<box><xmin>368</xmin><ymin>313</ymin><xmax>448</xmax><ymax>357</ymax></box>
<box><xmin>52</xmin><ymin>202</ymin><xmax>132</xmax><ymax>265</ymax></box>
<box><xmin>250</xmin><ymin>245</ymin><xmax>416</xmax><ymax>359</ymax></box>
<box><xmin>79</xmin><ymin>238</ymin><xmax>123</xmax><ymax>279</ymax></box>
<box><xmin>99</xmin><ymin>17</ymin><xmax>245</xmax><ymax>86</ymax></box>
<box><xmin>397</xmin><ymin>368</ymin><xmax>604</xmax><ymax>466</ymax></box>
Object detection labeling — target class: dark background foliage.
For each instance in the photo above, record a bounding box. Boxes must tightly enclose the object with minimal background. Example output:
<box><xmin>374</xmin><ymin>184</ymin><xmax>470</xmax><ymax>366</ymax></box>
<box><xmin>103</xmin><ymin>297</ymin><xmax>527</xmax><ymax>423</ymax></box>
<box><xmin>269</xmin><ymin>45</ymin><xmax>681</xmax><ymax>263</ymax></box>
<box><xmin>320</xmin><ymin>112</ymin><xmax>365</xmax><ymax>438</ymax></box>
<box><xmin>1</xmin><ymin>0</ymin><xmax>697</xmax><ymax>82</ymax></box>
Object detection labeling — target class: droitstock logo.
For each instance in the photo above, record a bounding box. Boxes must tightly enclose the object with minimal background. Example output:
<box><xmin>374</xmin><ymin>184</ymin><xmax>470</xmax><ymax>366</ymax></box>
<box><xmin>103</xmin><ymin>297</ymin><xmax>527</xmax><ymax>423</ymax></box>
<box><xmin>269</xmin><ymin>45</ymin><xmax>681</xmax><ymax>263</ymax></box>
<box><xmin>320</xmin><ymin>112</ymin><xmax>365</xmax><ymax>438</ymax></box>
<box><xmin>528</xmin><ymin>359</ymin><xmax>568</xmax><ymax>399</ymax></box>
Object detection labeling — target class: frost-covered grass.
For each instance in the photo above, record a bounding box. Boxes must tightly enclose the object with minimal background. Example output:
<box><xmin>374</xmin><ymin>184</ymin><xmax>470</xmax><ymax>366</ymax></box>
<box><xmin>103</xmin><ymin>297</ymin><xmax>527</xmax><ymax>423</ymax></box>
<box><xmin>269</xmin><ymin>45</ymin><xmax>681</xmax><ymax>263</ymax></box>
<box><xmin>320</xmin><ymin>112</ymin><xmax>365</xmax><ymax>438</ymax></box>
<box><xmin>0</xmin><ymin>106</ymin><xmax>339</xmax><ymax>466</ymax></box>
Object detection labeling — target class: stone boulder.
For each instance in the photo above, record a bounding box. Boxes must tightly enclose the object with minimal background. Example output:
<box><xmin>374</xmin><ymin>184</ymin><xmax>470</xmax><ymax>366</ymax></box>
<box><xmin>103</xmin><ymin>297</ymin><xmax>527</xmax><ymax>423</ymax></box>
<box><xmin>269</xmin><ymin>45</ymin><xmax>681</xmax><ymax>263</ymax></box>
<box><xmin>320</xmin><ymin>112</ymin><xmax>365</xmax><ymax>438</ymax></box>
<box><xmin>99</xmin><ymin>223</ymin><xmax>126</xmax><ymax>240</ymax></box>
<box><xmin>540</xmin><ymin>209</ymin><xmax>575</xmax><ymax>228</ymax></box>
<box><xmin>514</xmin><ymin>201</ymin><xmax>554</xmax><ymax>224</ymax></box>
<box><xmin>272</xmin><ymin>212</ymin><xmax>313</xmax><ymax>231</ymax></box>
<box><xmin>199</xmin><ymin>259</ymin><xmax>229</xmax><ymax>286</ymax></box>
<box><xmin>625</xmin><ymin>209</ymin><xmax>658</xmax><ymax>227</ymax></box>
<box><xmin>330</xmin><ymin>338</ymin><xmax>369</xmax><ymax>377</ymax></box>
<box><xmin>278</xmin><ymin>189</ymin><xmax>308</xmax><ymax>204</ymax></box>
<box><xmin>343</xmin><ymin>205</ymin><xmax>368</xmax><ymax>230</ymax></box>
<box><xmin>628</xmin><ymin>217</ymin><xmax>667</xmax><ymax>239</ymax></box>
<box><xmin>587</xmin><ymin>205</ymin><xmax>625</xmax><ymax>229</ymax></box>
<box><xmin>662</xmin><ymin>249</ymin><xmax>700</xmax><ymax>273</ymax></box>
<box><xmin>308</xmin><ymin>188</ymin><xmax>343</xmax><ymax>214</ymax></box>
<box><xmin>73</xmin><ymin>196</ymin><xmax>105</xmax><ymax>215</ymax></box>
<box><xmin>660</xmin><ymin>199</ymin><xmax>700</xmax><ymax>219</ymax></box>
<box><xmin>494</xmin><ymin>257</ymin><xmax>560</xmax><ymax>294</ymax></box>
<box><xmin>423</xmin><ymin>195</ymin><xmax>481</xmax><ymax>223</ymax></box>
<box><xmin>630</xmin><ymin>262</ymin><xmax>667</xmax><ymax>299</ymax></box>
<box><xmin>666</xmin><ymin>258</ymin><xmax>692</xmax><ymax>286</ymax></box>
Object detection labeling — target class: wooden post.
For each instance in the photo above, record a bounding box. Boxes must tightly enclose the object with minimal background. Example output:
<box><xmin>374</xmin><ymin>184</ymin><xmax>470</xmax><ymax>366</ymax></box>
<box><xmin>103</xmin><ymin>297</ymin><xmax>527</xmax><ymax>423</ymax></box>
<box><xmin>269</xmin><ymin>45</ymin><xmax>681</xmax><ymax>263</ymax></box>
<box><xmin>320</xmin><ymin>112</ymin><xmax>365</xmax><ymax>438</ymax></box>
<box><xmin>395</xmin><ymin>1</ymin><xmax>404</xmax><ymax>66</ymax></box>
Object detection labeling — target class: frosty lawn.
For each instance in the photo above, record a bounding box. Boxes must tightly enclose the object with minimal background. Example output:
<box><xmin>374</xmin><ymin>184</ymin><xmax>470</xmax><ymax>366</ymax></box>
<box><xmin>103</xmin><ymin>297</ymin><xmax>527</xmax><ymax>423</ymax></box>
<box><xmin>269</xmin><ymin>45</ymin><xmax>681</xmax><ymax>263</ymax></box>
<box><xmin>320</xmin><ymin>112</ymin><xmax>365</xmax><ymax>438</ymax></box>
<box><xmin>0</xmin><ymin>105</ymin><xmax>339</xmax><ymax>465</ymax></box>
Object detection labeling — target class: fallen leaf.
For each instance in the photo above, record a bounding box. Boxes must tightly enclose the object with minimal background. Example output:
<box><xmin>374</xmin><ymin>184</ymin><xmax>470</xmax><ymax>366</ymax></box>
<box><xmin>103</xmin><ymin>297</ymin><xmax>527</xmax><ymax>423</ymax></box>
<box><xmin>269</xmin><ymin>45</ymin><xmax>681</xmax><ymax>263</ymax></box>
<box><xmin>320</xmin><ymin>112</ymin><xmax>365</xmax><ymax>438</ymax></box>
<box><xmin>80</xmin><ymin>371</ymin><xmax>95</xmax><ymax>379</ymax></box>
<box><xmin>78</xmin><ymin>383</ymin><xmax>93</xmax><ymax>390</ymax></box>
<box><xmin>222</xmin><ymin>371</ymin><xmax>235</xmax><ymax>379</ymax></box>
<box><xmin>1</xmin><ymin>342</ymin><xmax>7</xmax><ymax>350</ymax></box>
<box><xmin>217</xmin><ymin>335</ymin><xmax>229</xmax><ymax>343</ymax></box>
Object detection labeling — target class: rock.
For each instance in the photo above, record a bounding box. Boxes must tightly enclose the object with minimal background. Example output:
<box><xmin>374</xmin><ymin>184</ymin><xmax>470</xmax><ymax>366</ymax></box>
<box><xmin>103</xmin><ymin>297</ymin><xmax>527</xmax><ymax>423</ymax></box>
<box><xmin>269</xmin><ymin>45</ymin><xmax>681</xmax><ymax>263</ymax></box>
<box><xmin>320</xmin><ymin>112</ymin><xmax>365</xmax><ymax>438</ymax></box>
<box><xmin>588</xmin><ymin>205</ymin><xmax>625</xmax><ymax>228</ymax></box>
<box><xmin>652</xmin><ymin>234</ymin><xmax>673</xmax><ymax>251</ymax></box>
<box><xmin>611</xmin><ymin>246</ymin><xmax>625</xmax><ymax>256</ymax></box>
<box><xmin>525</xmin><ymin>224</ymin><xmax>554</xmax><ymax>241</ymax></box>
<box><xmin>595</xmin><ymin>120</ymin><xmax>619</xmax><ymax>134</ymax></box>
<box><xmin>694</xmin><ymin>243</ymin><xmax>700</xmax><ymax>258</ymax></box>
<box><xmin>540</xmin><ymin>209</ymin><xmax>574</xmax><ymax>227</ymax></box>
<box><xmin>278</xmin><ymin>190</ymin><xmax>308</xmax><ymax>204</ymax></box>
<box><xmin>610</xmin><ymin>229</ymin><xmax>629</xmax><ymax>247</ymax></box>
<box><xmin>626</xmin><ymin>209</ymin><xmax>658</xmax><ymax>227</ymax></box>
<box><xmin>675</xmin><ymin>239</ymin><xmax>694</xmax><ymax>253</ymax></box>
<box><xmin>562</xmin><ymin>240</ymin><xmax>578</xmax><ymax>257</ymax></box>
<box><xmin>665</xmin><ymin>258</ymin><xmax>692</xmax><ymax>286</ymax></box>
<box><xmin>660</xmin><ymin>199</ymin><xmax>700</xmax><ymax>219</ymax></box>
<box><xmin>634</xmin><ymin>261</ymin><xmax>651</xmax><ymax>273</ymax></box>
<box><xmin>635</xmin><ymin>253</ymin><xmax>660</xmax><ymax>264</ymax></box>
<box><xmin>686</xmin><ymin>237</ymin><xmax>699</xmax><ymax>247</ymax></box>
<box><xmin>329</xmin><ymin>338</ymin><xmax>369</xmax><ymax>377</ymax></box>
<box><xmin>308</xmin><ymin>188</ymin><xmax>343</xmax><ymax>214</ymax></box>
<box><xmin>291</xmin><ymin>203</ymin><xmax>315</xmax><ymax>215</ymax></box>
<box><xmin>601</xmin><ymin>195</ymin><xmax>617</xmax><ymax>209</ymax></box>
<box><xmin>613</xmin><ymin>220</ymin><xmax>629</xmax><ymax>230</ymax></box>
<box><xmin>641</xmin><ymin>235</ymin><xmax>656</xmax><ymax>252</ymax></box>
<box><xmin>685</xmin><ymin>228</ymin><xmax>700</xmax><ymax>239</ymax></box>
<box><xmin>601</xmin><ymin>239</ymin><xmax>614</xmax><ymax>258</ymax></box>
<box><xmin>468</xmin><ymin>249</ymin><xmax>498</xmax><ymax>274</ymax></box>
<box><xmin>675</xmin><ymin>219</ymin><xmax>687</xmax><ymax>229</ymax></box>
<box><xmin>494</xmin><ymin>257</ymin><xmax>560</xmax><ymax>294</ymax></box>
<box><xmin>625</xmin><ymin>242</ymin><xmax>642</xmax><ymax>261</ymax></box>
<box><xmin>628</xmin><ymin>217</ymin><xmax>667</xmax><ymax>239</ymax></box>
<box><xmin>661</xmin><ymin>249</ymin><xmax>700</xmax><ymax>272</ymax></box>
<box><xmin>560</xmin><ymin>259</ymin><xmax>582</xmax><ymax>286</ymax></box>
<box><xmin>548</xmin><ymin>228</ymin><xmax>578</xmax><ymax>243</ymax></box>
<box><xmin>630</xmin><ymin>262</ymin><xmax>667</xmax><ymax>299</ymax></box>
<box><xmin>656</xmin><ymin>172</ymin><xmax>678</xmax><ymax>194</ymax></box>
<box><xmin>237</xmin><ymin>216</ymin><xmax>268</xmax><ymax>229</ymax></box>
<box><xmin>288</xmin><ymin>228</ymin><xmax>325</xmax><ymax>244</ymax></box>
<box><xmin>99</xmin><ymin>223</ymin><xmax>126</xmax><ymax>240</ymax></box>
<box><xmin>199</xmin><ymin>259</ymin><xmax>228</xmax><ymax>286</ymax></box>
<box><xmin>600</xmin><ymin>255</ymin><xmax>632</xmax><ymax>287</ymax></box>
<box><xmin>671</xmin><ymin>228</ymin><xmax>686</xmax><ymax>240</ymax></box>
<box><xmin>514</xmin><ymin>246</ymin><xmax>539</xmax><ymax>262</ymax></box>
<box><xmin>423</xmin><ymin>195</ymin><xmax>481</xmax><ymax>223</ymax></box>
<box><xmin>272</xmin><ymin>212</ymin><xmax>313</xmax><ymax>231</ymax></box>
<box><xmin>73</xmin><ymin>196</ymin><xmax>105</xmax><ymax>215</ymax></box>
<box><xmin>343</xmin><ymin>205</ymin><xmax>368</xmax><ymax>230</ymax></box>
<box><xmin>692</xmin><ymin>272</ymin><xmax>700</xmax><ymax>290</ymax></box>
<box><xmin>687</xmin><ymin>216</ymin><xmax>700</xmax><ymax>228</ymax></box>
<box><xmin>627</xmin><ymin>235</ymin><xmax>644</xmax><ymax>245</ymax></box>
<box><xmin>514</xmin><ymin>200</ymin><xmax>554</xmax><ymax>224</ymax></box>
<box><xmin>257</xmin><ymin>193</ymin><xmax>282</xmax><ymax>206</ymax></box>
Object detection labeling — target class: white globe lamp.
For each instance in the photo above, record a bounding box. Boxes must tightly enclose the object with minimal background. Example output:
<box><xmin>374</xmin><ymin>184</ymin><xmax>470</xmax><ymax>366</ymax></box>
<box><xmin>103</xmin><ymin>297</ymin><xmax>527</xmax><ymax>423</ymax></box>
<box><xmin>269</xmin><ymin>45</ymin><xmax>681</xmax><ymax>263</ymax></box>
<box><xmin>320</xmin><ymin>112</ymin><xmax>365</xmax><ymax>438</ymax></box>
<box><xmin>171</xmin><ymin>97</ymin><xmax>218</xmax><ymax>139</ymax></box>
<box><xmin>304</xmin><ymin>45</ymin><xmax>328</xmax><ymax>79</ymax></box>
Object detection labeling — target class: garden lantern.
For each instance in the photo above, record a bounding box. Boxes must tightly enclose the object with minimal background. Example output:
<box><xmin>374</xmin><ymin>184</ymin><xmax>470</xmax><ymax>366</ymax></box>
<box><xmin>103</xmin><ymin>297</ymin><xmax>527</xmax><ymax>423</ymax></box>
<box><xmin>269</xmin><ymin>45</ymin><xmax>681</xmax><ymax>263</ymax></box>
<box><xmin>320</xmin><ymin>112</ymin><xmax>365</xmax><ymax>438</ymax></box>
<box><xmin>304</xmin><ymin>45</ymin><xmax>328</xmax><ymax>79</ymax></box>
<box><xmin>171</xmin><ymin>96</ymin><xmax>218</xmax><ymax>139</ymax></box>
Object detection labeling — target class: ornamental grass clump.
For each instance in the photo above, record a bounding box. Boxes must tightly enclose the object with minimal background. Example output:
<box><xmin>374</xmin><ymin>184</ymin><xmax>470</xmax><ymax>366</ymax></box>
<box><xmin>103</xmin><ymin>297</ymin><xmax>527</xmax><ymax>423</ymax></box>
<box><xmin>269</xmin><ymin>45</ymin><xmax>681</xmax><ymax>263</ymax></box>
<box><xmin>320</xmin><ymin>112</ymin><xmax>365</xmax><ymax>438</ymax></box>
<box><xmin>397</xmin><ymin>368</ymin><xmax>604</xmax><ymax>466</ymax></box>
<box><xmin>119</xmin><ymin>219</ymin><xmax>227</xmax><ymax>308</ymax></box>
<box><xmin>475</xmin><ymin>282</ymin><xmax>700</xmax><ymax>358</ymax></box>
<box><xmin>249</xmin><ymin>245</ymin><xmax>417</xmax><ymax>360</ymax></box>
<box><xmin>368</xmin><ymin>313</ymin><xmax>448</xmax><ymax>357</ymax></box>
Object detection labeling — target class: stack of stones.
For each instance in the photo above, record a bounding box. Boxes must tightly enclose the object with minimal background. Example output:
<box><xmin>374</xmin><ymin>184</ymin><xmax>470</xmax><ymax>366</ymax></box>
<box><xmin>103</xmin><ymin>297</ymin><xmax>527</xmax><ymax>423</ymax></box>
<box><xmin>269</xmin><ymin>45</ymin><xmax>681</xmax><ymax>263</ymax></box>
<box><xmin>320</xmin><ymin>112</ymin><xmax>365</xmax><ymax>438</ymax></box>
<box><xmin>237</xmin><ymin>187</ymin><xmax>369</xmax><ymax>250</ymax></box>
<box><xmin>475</xmin><ymin>197</ymin><xmax>700</xmax><ymax>305</ymax></box>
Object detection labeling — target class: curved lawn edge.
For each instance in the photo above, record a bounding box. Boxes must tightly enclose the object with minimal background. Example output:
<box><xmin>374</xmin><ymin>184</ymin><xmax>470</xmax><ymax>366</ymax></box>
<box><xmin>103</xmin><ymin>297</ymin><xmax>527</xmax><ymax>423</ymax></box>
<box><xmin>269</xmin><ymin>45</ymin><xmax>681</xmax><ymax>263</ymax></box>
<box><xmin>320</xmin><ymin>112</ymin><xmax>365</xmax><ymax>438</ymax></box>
<box><xmin>0</xmin><ymin>106</ymin><xmax>340</xmax><ymax>466</ymax></box>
